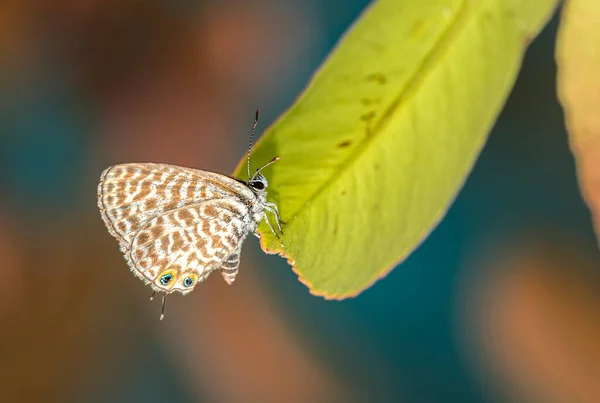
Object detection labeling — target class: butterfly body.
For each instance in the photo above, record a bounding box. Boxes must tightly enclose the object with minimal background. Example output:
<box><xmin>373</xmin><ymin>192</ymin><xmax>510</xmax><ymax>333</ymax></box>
<box><xmin>97</xmin><ymin>162</ymin><xmax>281</xmax><ymax>296</ymax></box>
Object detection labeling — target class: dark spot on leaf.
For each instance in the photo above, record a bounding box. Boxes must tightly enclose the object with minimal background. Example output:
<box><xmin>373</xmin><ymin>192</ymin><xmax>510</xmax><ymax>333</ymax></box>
<box><xmin>366</xmin><ymin>73</ymin><xmax>387</xmax><ymax>85</ymax></box>
<box><xmin>374</xmin><ymin>163</ymin><xmax>380</xmax><ymax>170</ymax></box>
<box><xmin>341</xmin><ymin>190</ymin><xmax>346</xmax><ymax>196</ymax></box>
<box><xmin>410</xmin><ymin>20</ymin><xmax>426</xmax><ymax>38</ymax></box>
<box><xmin>337</xmin><ymin>140</ymin><xmax>352</xmax><ymax>148</ymax></box>
<box><xmin>484</xmin><ymin>10</ymin><xmax>496</xmax><ymax>20</ymax></box>
<box><xmin>333</xmin><ymin>223</ymin><xmax>338</xmax><ymax>236</ymax></box>
<box><xmin>365</xmin><ymin>40</ymin><xmax>384</xmax><ymax>52</ymax></box>
<box><xmin>361</xmin><ymin>98</ymin><xmax>373</xmax><ymax>106</ymax></box>
<box><xmin>360</xmin><ymin>111</ymin><xmax>376</xmax><ymax>122</ymax></box>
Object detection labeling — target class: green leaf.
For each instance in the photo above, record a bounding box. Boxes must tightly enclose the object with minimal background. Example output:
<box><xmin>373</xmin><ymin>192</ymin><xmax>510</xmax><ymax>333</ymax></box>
<box><xmin>556</xmin><ymin>0</ymin><xmax>600</xmax><ymax>246</ymax></box>
<box><xmin>235</xmin><ymin>0</ymin><xmax>557</xmax><ymax>299</ymax></box>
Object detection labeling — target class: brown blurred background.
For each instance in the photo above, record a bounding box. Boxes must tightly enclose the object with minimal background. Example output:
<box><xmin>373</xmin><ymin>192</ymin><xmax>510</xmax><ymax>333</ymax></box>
<box><xmin>1</xmin><ymin>1</ymin><xmax>599</xmax><ymax>402</ymax></box>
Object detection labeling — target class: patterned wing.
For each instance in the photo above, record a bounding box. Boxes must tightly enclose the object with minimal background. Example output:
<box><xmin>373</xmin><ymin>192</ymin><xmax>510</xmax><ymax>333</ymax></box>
<box><xmin>220</xmin><ymin>245</ymin><xmax>242</xmax><ymax>285</ymax></box>
<box><xmin>126</xmin><ymin>198</ymin><xmax>251</xmax><ymax>294</ymax></box>
<box><xmin>97</xmin><ymin>163</ymin><xmax>244</xmax><ymax>247</ymax></box>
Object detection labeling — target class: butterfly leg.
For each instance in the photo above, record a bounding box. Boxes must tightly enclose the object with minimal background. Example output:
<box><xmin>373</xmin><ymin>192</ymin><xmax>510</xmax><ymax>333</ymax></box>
<box><xmin>220</xmin><ymin>247</ymin><xmax>241</xmax><ymax>285</ymax></box>
<box><xmin>262</xmin><ymin>214</ymin><xmax>285</xmax><ymax>248</ymax></box>
<box><xmin>264</xmin><ymin>202</ymin><xmax>283</xmax><ymax>234</ymax></box>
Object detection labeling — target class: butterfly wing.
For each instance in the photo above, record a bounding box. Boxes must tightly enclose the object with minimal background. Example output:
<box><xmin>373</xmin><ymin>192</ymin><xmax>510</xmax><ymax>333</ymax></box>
<box><xmin>97</xmin><ymin>163</ymin><xmax>250</xmax><ymax>247</ymax></box>
<box><xmin>97</xmin><ymin>163</ymin><xmax>258</xmax><ymax>293</ymax></box>
<box><xmin>220</xmin><ymin>244</ymin><xmax>242</xmax><ymax>285</ymax></box>
<box><xmin>127</xmin><ymin>198</ymin><xmax>251</xmax><ymax>294</ymax></box>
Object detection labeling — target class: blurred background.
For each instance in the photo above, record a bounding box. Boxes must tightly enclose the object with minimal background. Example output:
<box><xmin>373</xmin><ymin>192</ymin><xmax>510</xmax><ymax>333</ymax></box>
<box><xmin>1</xmin><ymin>1</ymin><xmax>599</xmax><ymax>402</ymax></box>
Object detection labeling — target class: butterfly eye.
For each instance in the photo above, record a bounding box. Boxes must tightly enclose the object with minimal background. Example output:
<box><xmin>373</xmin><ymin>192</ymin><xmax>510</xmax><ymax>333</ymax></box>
<box><xmin>250</xmin><ymin>180</ymin><xmax>265</xmax><ymax>190</ymax></box>
<box><xmin>183</xmin><ymin>277</ymin><xmax>195</xmax><ymax>287</ymax></box>
<box><xmin>160</xmin><ymin>273</ymin><xmax>173</xmax><ymax>285</ymax></box>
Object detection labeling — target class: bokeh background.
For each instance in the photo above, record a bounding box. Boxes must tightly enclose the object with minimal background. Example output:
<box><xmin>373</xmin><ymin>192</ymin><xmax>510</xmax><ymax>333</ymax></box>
<box><xmin>1</xmin><ymin>1</ymin><xmax>599</xmax><ymax>402</ymax></box>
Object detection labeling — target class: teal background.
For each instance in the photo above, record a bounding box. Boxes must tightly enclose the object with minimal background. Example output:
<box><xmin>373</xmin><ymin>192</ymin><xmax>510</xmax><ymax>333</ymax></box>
<box><xmin>1</xmin><ymin>2</ymin><xmax>598</xmax><ymax>402</ymax></box>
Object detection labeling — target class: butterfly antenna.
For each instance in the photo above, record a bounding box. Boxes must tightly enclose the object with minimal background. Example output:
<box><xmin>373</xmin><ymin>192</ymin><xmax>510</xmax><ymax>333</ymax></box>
<box><xmin>160</xmin><ymin>294</ymin><xmax>167</xmax><ymax>321</ymax></box>
<box><xmin>150</xmin><ymin>291</ymin><xmax>156</xmax><ymax>301</ymax></box>
<box><xmin>247</xmin><ymin>109</ymin><xmax>260</xmax><ymax>180</ymax></box>
<box><xmin>256</xmin><ymin>156</ymin><xmax>280</xmax><ymax>174</ymax></box>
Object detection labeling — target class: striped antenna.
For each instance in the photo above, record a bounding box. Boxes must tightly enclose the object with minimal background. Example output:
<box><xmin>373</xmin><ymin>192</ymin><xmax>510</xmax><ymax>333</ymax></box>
<box><xmin>247</xmin><ymin>109</ymin><xmax>260</xmax><ymax>180</ymax></box>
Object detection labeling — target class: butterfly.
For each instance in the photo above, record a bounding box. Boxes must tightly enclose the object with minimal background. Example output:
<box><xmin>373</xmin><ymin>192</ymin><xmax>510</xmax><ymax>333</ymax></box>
<box><xmin>97</xmin><ymin>110</ymin><xmax>282</xmax><ymax>319</ymax></box>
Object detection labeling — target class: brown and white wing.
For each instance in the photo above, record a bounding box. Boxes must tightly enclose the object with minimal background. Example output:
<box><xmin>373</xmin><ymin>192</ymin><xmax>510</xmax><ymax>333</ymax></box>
<box><xmin>97</xmin><ymin>163</ymin><xmax>247</xmax><ymax>248</ymax></box>
<box><xmin>127</xmin><ymin>198</ymin><xmax>251</xmax><ymax>293</ymax></box>
<box><xmin>220</xmin><ymin>244</ymin><xmax>242</xmax><ymax>285</ymax></box>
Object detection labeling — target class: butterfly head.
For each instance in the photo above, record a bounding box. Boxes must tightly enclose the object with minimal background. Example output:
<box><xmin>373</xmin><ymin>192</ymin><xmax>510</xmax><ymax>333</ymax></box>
<box><xmin>247</xmin><ymin>155</ymin><xmax>279</xmax><ymax>196</ymax></box>
<box><xmin>248</xmin><ymin>172</ymin><xmax>268</xmax><ymax>193</ymax></box>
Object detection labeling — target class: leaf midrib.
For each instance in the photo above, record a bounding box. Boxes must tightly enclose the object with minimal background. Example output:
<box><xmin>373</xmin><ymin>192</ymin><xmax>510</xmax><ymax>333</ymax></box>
<box><xmin>268</xmin><ymin>0</ymin><xmax>476</xmax><ymax>246</ymax></box>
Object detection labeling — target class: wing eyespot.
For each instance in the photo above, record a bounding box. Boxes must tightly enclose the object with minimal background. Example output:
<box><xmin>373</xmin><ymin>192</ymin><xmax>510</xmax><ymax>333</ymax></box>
<box><xmin>158</xmin><ymin>269</ymin><xmax>177</xmax><ymax>286</ymax></box>
<box><xmin>160</xmin><ymin>274</ymin><xmax>172</xmax><ymax>285</ymax></box>
<box><xmin>99</xmin><ymin>164</ymin><xmax>254</xmax><ymax>295</ymax></box>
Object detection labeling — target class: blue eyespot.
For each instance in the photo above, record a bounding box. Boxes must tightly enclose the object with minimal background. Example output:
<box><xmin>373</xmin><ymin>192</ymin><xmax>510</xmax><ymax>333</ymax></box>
<box><xmin>184</xmin><ymin>277</ymin><xmax>194</xmax><ymax>287</ymax></box>
<box><xmin>160</xmin><ymin>273</ymin><xmax>173</xmax><ymax>285</ymax></box>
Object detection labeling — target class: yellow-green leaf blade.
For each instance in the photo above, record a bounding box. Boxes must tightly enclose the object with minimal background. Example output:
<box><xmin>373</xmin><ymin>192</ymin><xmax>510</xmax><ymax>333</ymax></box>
<box><xmin>236</xmin><ymin>0</ymin><xmax>557</xmax><ymax>298</ymax></box>
<box><xmin>556</xmin><ymin>0</ymin><xmax>600</xmax><ymax>245</ymax></box>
